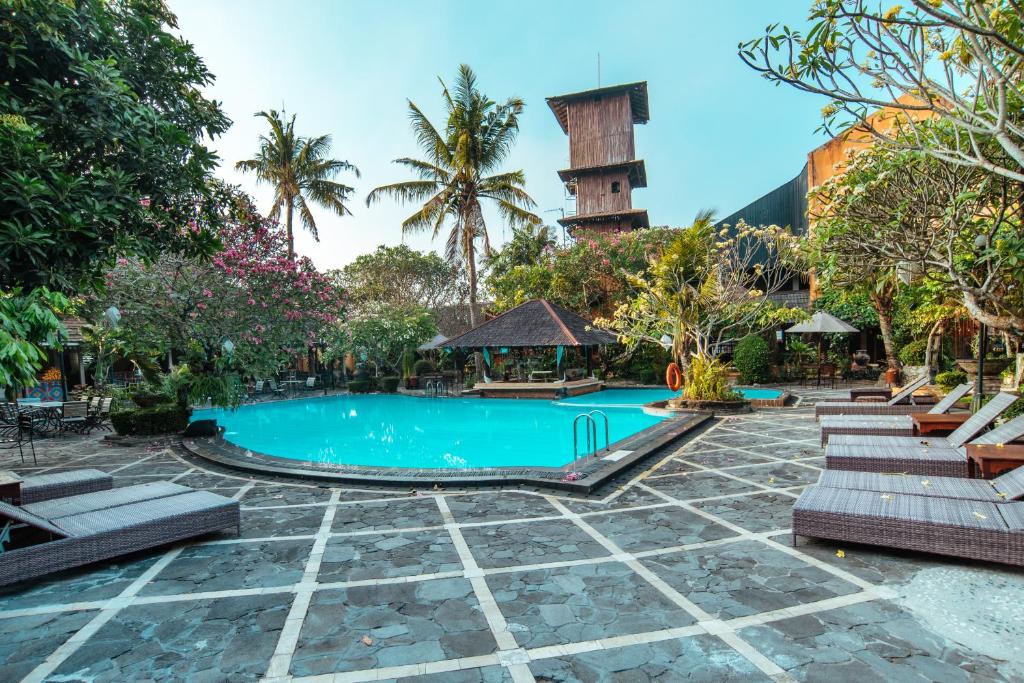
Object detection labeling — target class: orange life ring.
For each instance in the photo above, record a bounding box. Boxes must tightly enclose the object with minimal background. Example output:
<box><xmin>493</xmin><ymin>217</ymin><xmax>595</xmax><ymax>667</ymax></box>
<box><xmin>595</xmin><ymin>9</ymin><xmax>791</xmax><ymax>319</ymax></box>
<box><xmin>665</xmin><ymin>362</ymin><xmax>683</xmax><ymax>392</ymax></box>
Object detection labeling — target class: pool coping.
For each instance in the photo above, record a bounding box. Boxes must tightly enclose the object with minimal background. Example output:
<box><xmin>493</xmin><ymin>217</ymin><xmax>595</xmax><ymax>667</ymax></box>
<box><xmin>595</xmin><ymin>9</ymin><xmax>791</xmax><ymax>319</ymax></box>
<box><xmin>181</xmin><ymin>411</ymin><xmax>713</xmax><ymax>494</ymax></box>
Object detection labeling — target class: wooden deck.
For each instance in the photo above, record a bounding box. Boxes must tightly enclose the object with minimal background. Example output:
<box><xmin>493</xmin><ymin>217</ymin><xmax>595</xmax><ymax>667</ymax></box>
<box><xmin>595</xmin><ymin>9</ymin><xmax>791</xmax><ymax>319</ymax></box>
<box><xmin>476</xmin><ymin>379</ymin><xmax>604</xmax><ymax>399</ymax></box>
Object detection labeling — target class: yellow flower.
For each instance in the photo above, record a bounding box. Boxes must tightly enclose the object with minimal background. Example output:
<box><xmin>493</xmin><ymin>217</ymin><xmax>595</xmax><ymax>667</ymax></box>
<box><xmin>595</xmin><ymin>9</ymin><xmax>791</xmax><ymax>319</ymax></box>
<box><xmin>882</xmin><ymin>5</ymin><xmax>902</xmax><ymax>21</ymax></box>
<box><xmin>836</xmin><ymin>549</ymin><xmax>846</xmax><ymax>558</ymax></box>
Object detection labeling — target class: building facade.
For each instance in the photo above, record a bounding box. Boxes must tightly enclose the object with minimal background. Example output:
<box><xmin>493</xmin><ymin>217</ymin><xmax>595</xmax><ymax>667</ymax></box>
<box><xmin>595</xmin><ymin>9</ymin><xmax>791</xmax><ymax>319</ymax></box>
<box><xmin>547</xmin><ymin>82</ymin><xmax>650</xmax><ymax>234</ymax></box>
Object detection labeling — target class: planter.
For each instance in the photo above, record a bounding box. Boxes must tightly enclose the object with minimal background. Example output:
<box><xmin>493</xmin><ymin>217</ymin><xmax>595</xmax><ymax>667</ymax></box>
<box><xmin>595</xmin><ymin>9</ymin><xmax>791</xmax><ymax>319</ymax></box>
<box><xmin>956</xmin><ymin>358</ymin><xmax>1012</xmax><ymax>377</ymax></box>
<box><xmin>405</xmin><ymin>377</ymin><xmax>419</xmax><ymax>390</ymax></box>
<box><xmin>884</xmin><ymin>368</ymin><xmax>900</xmax><ymax>385</ymax></box>
<box><xmin>662</xmin><ymin>398</ymin><xmax>752</xmax><ymax>415</ymax></box>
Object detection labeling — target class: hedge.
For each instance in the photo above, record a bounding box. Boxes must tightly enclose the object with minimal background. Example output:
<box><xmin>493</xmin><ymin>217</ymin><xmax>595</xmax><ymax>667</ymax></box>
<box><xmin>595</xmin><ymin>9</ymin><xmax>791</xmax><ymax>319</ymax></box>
<box><xmin>347</xmin><ymin>380</ymin><xmax>372</xmax><ymax>393</ymax></box>
<box><xmin>733</xmin><ymin>335</ymin><xmax>772</xmax><ymax>384</ymax></box>
<box><xmin>111</xmin><ymin>404</ymin><xmax>189</xmax><ymax>436</ymax></box>
<box><xmin>935</xmin><ymin>369</ymin><xmax>968</xmax><ymax>392</ymax></box>
<box><xmin>379</xmin><ymin>376</ymin><xmax>400</xmax><ymax>393</ymax></box>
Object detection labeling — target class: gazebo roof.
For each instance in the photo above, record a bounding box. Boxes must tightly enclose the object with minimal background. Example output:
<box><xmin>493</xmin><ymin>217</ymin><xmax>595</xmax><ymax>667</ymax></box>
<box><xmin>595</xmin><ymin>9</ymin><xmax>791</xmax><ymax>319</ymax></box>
<box><xmin>417</xmin><ymin>333</ymin><xmax>448</xmax><ymax>351</ymax></box>
<box><xmin>443</xmin><ymin>299</ymin><xmax>616</xmax><ymax>349</ymax></box>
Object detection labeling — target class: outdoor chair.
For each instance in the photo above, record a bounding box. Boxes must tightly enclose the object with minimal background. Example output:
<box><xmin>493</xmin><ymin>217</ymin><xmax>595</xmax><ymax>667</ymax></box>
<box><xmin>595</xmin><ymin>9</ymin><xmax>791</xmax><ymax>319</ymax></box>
<box><xmin>0</xmin><ymin>415</ymin><xmax>37</xmax><ymax>465</ymax></box>
<box><xmin>0</xmin><ymin>403</ymin><xmax>18</xmax><ymax>425</ymax></box>
<box><xmin>792</xmin><ymin>485</ymin><xmax>1024</xmax><ymax>566</ymax></box>
<box><xmin>819</xmin><ymin>383</ymin><xmax>973</xmax><ymax>445</ymax></box>
<box><xmin>16</xmin><ymin>469</ymin><xmax>113</xmax><ymax>504</ymax></box>
<box><xmin>812</xmin><ymin>466</ymin><xmax>1024</xmax><ymax>504</ymax></box>
<box><xmin>84</xmin><ymin>398</ymin><xmax>114</xmax><ymax>433</ymax></box>
<box><xmin>825</xmin><ymin>396</ymin><xmax>1024</xmax><ymax>478</ymax></box>
<box><xmin>254</xmin><ymin>380</ymin><xmax>265</xmax><ymax>395</ymax></box>
<box><xmin>818</xmin><ymin>363</ymin><xmax>837</xmax><ymax>389</ymax></box>
<box><xmin>267</xmin><ymin>379</ymin><xmax>286</xmax><ymax>396</ymax></box>
<box><xmin>305</xmin><ymin>376</ymin><xmax>316</xmax><ymax>391</ymax></box>
<box><xmin>58</xmin><ymin>401</ymin><xmax>90</xmax><ymax>434</ymax></box>
<box><xmin>813</xmin><ymin>375</ymin><xmax>931</xmax><ymax>418</ymax></box>
<box><xmin>0</xmin><ymin>481</ymin><xmax>240</xmax><ymax>586</ymax></box>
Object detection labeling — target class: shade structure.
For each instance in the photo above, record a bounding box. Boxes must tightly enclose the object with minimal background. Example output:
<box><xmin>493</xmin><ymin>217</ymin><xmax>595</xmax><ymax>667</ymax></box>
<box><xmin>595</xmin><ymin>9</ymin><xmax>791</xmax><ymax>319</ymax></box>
<box><xmin>417</xmin><ymin>334</ymin><xmax>447</xmax><ymax>352</ymax></box>
<box><xmin>442</xmin><ymin>299</ymin><xmax>615</xmax><ymax>349</ymax></box>
<box><xmin>786</xmin><ymin>311</ymin><xmax>859</xmax><ymax>334</ymax></box>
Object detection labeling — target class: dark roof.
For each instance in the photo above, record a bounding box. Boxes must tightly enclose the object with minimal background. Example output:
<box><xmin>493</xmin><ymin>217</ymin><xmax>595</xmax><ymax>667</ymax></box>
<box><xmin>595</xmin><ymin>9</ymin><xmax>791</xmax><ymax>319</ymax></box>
<box><xmin>60</xmin><ymin>317</ymin><xmax>86</xmax><ymax>345</ymax></box>
<box><xmin>558</xmin><ymin>159</ymin><xmax>647</xmax><ymax>189</ymax></box>
<box><xmin>557</xmin><ymin>208</ymin><xmax>650</xmax><ymax>229</ymax></box>
<box><xmin>547</xmin><ymin>81</ymin><xmax>650</xmax><ymax>134</ymax></box>
<box><xmin>443</xmin><ymin>299</ymin><xmax>616</xmax><ymax>348</ymax></box>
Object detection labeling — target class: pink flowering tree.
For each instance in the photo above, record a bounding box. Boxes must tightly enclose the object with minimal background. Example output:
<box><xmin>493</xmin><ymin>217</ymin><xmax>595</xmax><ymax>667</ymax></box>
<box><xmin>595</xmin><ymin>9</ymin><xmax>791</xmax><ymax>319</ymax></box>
<box><xmin>92</xmin><ymin>185</ymin><xmax>343</xmax><ymax>405</ymax></box>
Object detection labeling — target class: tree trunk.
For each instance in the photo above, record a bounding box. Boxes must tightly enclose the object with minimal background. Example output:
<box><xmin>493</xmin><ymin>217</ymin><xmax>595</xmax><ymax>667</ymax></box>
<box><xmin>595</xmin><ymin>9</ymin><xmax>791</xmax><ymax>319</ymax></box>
<box><xmin>465</xmin><ymin>233</ymin><xmax>485</xmax><ymax>379</ymax></box>
<box><xmin>285</xmin><ymin>199</ymin><xmax>295</xmax><ymax>261</ymax></box>
<box><xmin>923</xmin><ymin>319</ymin><xmax>943</xmax><ymax>381</ymax></box>
<box><xmin>869</xmin><ymin>290</ymin><xmax>899</xmax><ymax>370</ymax></box>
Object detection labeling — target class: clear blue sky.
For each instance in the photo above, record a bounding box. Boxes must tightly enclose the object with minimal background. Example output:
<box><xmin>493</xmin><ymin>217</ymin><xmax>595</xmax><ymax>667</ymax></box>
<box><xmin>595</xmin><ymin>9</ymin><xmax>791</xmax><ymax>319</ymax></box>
<box><xmin>169</xmin><ymin>0</ymin><xmax>823</xmax><ymax>270</ymax></box>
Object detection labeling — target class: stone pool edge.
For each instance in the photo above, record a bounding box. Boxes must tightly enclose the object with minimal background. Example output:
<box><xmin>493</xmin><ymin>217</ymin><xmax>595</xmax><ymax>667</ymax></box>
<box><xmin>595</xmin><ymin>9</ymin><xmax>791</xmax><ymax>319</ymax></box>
<box><xmin>180</xmin><ymin>412</ymin><xmax>713</xmax><ymax>494</ymax></box>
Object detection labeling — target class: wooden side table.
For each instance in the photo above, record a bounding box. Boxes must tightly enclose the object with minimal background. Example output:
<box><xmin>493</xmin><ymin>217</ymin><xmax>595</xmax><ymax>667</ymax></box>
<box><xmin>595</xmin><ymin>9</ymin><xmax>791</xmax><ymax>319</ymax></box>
<box><xmin>912</xmin><ymin>413</ymin><xmax>972</xmax><ymax>436</ymax></box>
<box><xmin>966</xmin><ymin>443</ymin><xmax>1024</xmax><ymax>479</ymax></box>
<box><xmin>0</xmin><ymin>471</ymin><xmax>23</xmax><ymax>505</ymax></box>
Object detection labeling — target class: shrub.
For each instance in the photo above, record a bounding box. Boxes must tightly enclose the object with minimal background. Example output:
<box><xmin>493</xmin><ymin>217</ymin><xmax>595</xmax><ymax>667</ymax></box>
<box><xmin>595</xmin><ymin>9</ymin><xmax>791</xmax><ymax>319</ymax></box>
<box><xmin>346</xmin><ymin>380</ymin><xmax>371</xmax><ymax>393</ymax></box>
<box><xmin>110</xmin><ymin>404</ymin><xmax>189</xmax><ymax>436</ymax></box>
<box><xmin>412</xmin><ymin>359</ymin><xmax>436</xmax><ymax>376</ymax></box>
<box><xmin>129</xmin><ymin>386</ymin><xmax>173</xmax><ymax>408</ymax></box>
<box><xmin>379</xmin><ymin>376</ymin><xmax>400</xmax><ymax>393</ymax></box>
<box><xmin>935</xmin><ymin>369</ymin><xmax>969</xmax><ymax>392</ymax></box>
<box><xmin>610</xmin><ymin>344</ymin><xmax>670</xmax><ymax>384</ymax></box>
<box><xmin>898</xmin><ymin>339</ymin><xmax>928</xmax><ymax>366</ymax></box>
<box><xmin>682</xmin><ymin>355</ymin><xmax>742</xmax><ymax>402</ymax></box>
<box><xmin>733</xmin><ymin>335</ymin><xmax>772</xmax><ymax>384</ymax></box>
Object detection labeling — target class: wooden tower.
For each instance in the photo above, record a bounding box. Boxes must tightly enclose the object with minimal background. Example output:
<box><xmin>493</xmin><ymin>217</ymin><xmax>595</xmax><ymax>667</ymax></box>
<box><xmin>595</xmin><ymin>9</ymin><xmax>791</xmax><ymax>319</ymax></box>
<box><xmin>547</xmin><ymin>81</ymin><xmax>650</xmax><ymax>235</ymax></box>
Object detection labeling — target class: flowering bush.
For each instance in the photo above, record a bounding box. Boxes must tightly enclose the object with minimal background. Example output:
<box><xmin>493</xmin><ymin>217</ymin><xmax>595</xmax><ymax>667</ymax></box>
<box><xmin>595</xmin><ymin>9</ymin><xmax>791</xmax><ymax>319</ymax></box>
<box><xmin>94</xmin><ymin>185</ymin><xmax>343</xmax><ymax>404</ymax></box>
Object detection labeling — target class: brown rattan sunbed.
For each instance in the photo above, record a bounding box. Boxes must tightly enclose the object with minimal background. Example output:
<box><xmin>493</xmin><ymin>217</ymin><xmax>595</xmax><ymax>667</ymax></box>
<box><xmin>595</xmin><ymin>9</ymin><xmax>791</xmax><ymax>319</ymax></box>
<box><xmin>17</xmin><ymin>469</ymin><xmax>113</xmax><ymax>504</ymax></box>
<box><xmin>818</xmin><ymin>383</ymin><xmax>972</xmax><ymax>445</ymax></box>
<box><xmin>814</xmin><ymin>375</ymin><xmax>931</xmax><ymax>418</ymax></box>
<box><xmin>0</xmin><ymin>481</ymin><xmax>239</xmax><ymax>586</ymax></box>
<box><xmin>825</xmin><ymin>398</ymin><xmax>1024</xmax><ymax>477</ymax></box>
<box><xmin>792</xmin><ymin>485</ymin><xmax>1024</xmax><ymax>566</ymax></box>
<box><xmin>814</xmin><ymin>466</ymin><xmax>1024</xmax><ymax>503</ymax></box>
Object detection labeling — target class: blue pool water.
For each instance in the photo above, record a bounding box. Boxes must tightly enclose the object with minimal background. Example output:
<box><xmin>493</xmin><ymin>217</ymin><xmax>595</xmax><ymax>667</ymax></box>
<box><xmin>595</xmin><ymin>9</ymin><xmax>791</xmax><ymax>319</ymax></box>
<box><xmin>193</xmin><ymin>392</ymin><xmax>667</xmax><ymax>469</ymax></box>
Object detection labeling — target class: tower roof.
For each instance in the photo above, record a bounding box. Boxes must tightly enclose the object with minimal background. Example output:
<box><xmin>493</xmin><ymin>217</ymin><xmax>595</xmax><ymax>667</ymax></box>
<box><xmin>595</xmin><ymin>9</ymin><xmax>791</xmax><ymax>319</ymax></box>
<box><xmin>546</xmin><ymin>81</ymin><xmax>649</xmax><ymax>134</ymax></box>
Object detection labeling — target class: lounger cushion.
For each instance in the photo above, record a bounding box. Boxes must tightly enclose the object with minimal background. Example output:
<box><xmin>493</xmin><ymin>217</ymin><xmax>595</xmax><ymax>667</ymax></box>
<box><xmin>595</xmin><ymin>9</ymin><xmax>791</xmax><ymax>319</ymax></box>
<box><xmin>20</xmin><ymin>469</ymin><xmax>113</xmax><ymax>504</ymax></box>
<box><xmin>23</xmin><ymin>481</ymin><xmax>190</xmax><ymax>520</ymax></box>
<box><xmin>53</xmin><ymin>491</ymin><xmax>236</xmax><ymax>537</ymax></box>
<box><xmin>828</xmin><ymin>434</ymin><xmax>950</xmax><ymax>449</ymax></box>
<box><xmin>816</xmin><ymin>470</ymin><xmax>1002</xmax><ymax>502</ymax></box>
<box><xmin>794</xmin><ymin>487</ymin><xmax>1006</xmax><ymax>531</ymax></box>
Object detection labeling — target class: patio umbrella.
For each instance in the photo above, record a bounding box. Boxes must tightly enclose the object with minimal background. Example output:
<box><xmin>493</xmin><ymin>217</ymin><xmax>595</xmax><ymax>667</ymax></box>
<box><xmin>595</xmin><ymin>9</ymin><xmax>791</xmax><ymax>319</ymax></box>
<box><xmin>786</xmin><ymin>312</ymin><xmax>859</xmax><ymax>363</ymax></box>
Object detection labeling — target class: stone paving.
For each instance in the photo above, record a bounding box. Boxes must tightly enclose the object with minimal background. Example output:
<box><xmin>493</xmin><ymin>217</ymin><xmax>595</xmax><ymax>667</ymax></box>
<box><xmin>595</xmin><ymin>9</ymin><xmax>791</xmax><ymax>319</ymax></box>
<box><xmin>1</xmin><ymin>386</ymin><xmax>1023</xmax><ymax>681</ymax></box>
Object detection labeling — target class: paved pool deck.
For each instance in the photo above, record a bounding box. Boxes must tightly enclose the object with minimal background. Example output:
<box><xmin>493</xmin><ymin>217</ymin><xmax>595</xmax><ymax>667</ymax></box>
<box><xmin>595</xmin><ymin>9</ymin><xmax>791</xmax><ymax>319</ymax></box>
<box><xmin>1</xmin><ymin>385</ymin><xmax>1022</xmax><ymax>682</ymax></box>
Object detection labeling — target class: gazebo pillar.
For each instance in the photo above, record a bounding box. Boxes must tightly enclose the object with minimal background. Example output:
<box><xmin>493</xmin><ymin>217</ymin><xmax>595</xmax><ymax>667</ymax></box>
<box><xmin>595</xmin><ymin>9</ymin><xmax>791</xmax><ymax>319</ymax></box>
<box><xmin>585</xmin><ymin>346</ymin><xmax>593</xmax><ymax>378</ymax></box>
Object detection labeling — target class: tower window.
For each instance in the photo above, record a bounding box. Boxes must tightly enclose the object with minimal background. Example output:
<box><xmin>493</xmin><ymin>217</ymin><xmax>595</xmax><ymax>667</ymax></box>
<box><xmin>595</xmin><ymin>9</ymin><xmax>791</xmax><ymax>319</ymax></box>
<box><xmin>611</xmin><ymin>181</ymin><xmax>621</xmax><ymax>194</ymax></box>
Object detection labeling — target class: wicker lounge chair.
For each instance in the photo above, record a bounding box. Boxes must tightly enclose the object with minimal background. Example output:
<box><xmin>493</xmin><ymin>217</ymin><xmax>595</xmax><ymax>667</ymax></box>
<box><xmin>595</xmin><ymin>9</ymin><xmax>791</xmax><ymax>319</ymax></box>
<box><xmin>814</xmin><ymin>375</ymin><xmax>931</xmax><ymax>418</ymax></box>
<box><xmin>826</xmin><ymin>401</ymin><xmax>1024</xmax><ymax>477</ymax></box>
<box><xmin>818</xmin><ymin>383</ymin><xmax>973</xmax><ymax>445</ymax></box>
<box><xmin>17</xmin><ymin>469</ymin><xmax>113</xmax><ymax>504</ymax></box>
<box><xmin>813</xmin><ymin>466</ymin><xmax>1024</xmax><ymax>503</ymax></box>
<box><xmin>0</xmin><ymin>481</ymin><xmax>239</xmax><ymax>586</ymax></box>
<box><xmin>792</xmin><ymin>486</ymin><xmax>1024</xmax><ymax>566</ymax></box>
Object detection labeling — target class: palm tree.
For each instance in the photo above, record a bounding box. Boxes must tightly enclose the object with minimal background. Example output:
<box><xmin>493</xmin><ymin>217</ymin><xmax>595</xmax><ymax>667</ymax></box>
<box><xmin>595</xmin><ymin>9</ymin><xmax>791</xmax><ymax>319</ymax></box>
<box><xmin>366</xmin><ymin>65</ymin><xmax>540</xmax><ymax>327</ymax></box>
<box><xmin>236</xmin><ymin>110</ymin><xmax>360</xmax><ymax>260</ymax></box>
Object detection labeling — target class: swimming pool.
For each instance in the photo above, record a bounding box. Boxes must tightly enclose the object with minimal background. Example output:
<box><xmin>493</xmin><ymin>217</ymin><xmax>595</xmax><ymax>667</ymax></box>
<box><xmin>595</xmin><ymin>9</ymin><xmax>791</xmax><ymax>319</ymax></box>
<box><xmin>193</xmin><ymin>393</ymin><xmax>667</xmax><ymax>470</ymax></box>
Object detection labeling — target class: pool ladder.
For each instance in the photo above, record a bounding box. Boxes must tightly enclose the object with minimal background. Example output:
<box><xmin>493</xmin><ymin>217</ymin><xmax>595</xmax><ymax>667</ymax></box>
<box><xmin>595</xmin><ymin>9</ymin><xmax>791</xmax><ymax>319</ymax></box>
<box><xmin>424</xmin><ymin>378</ymin><xmax>452</xmax><ymax>398</ymax></box>
<box><xmin>572</xmin><ymin>410</ymin><xmax>610</xmax><ymax>467</ymax></box>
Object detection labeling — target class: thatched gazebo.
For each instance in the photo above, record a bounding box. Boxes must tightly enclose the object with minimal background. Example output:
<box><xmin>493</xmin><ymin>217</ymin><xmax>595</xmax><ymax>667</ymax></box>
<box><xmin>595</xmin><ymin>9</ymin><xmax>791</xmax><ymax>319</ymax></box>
<box><xmin>442</xmin><ymin>299</ymin><xmax>615</xmax><ymax>398</ymax></box>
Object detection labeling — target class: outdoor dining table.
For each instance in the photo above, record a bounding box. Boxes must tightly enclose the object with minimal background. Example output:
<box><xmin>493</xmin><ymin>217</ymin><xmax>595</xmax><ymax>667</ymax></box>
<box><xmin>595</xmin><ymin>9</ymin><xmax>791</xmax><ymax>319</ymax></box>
<box><xmin>22</xmin><ymin>401</ymin><xmax>65</xmax><ymax>436</ymax></box>
<box><xmin>281</xmin><ymin>379</ymin><xmax>304</xmax><ymax>396</ymax></box>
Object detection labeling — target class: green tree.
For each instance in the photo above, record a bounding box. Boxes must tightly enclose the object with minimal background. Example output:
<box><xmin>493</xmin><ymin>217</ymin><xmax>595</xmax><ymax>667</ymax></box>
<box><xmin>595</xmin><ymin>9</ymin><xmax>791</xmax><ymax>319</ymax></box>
<box><xmin>335</xmin><ymin>245</ymin><xmax>461</xmax><ymax>315</ymax></box>
<box><xmin>366</xmin><ymin>64</ymin><xmax>541</xmax><ymax>328</ymax></box>
<box><xmin>485</xmin><ymin>224</ymin><xmax>557</xmax><ymax>281</ymax></box>
<box><xmin>1</xmin><ymin>0</ymin><xmax>229</xmax><ymax>392</ymax></box>
<box><xmin>327</xmin><ymin>304</ymin><xmax>437</xmax><ymax>376</ymax></box>
<box><xmin>596</xmin><ymin>215</ymin><xmax>805</xmax><ymax>395</ymax></box>
<box><xmin>236</xmin><ymin>110</ymin><xmax>360</xmax><ymax>260</ymax></box>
